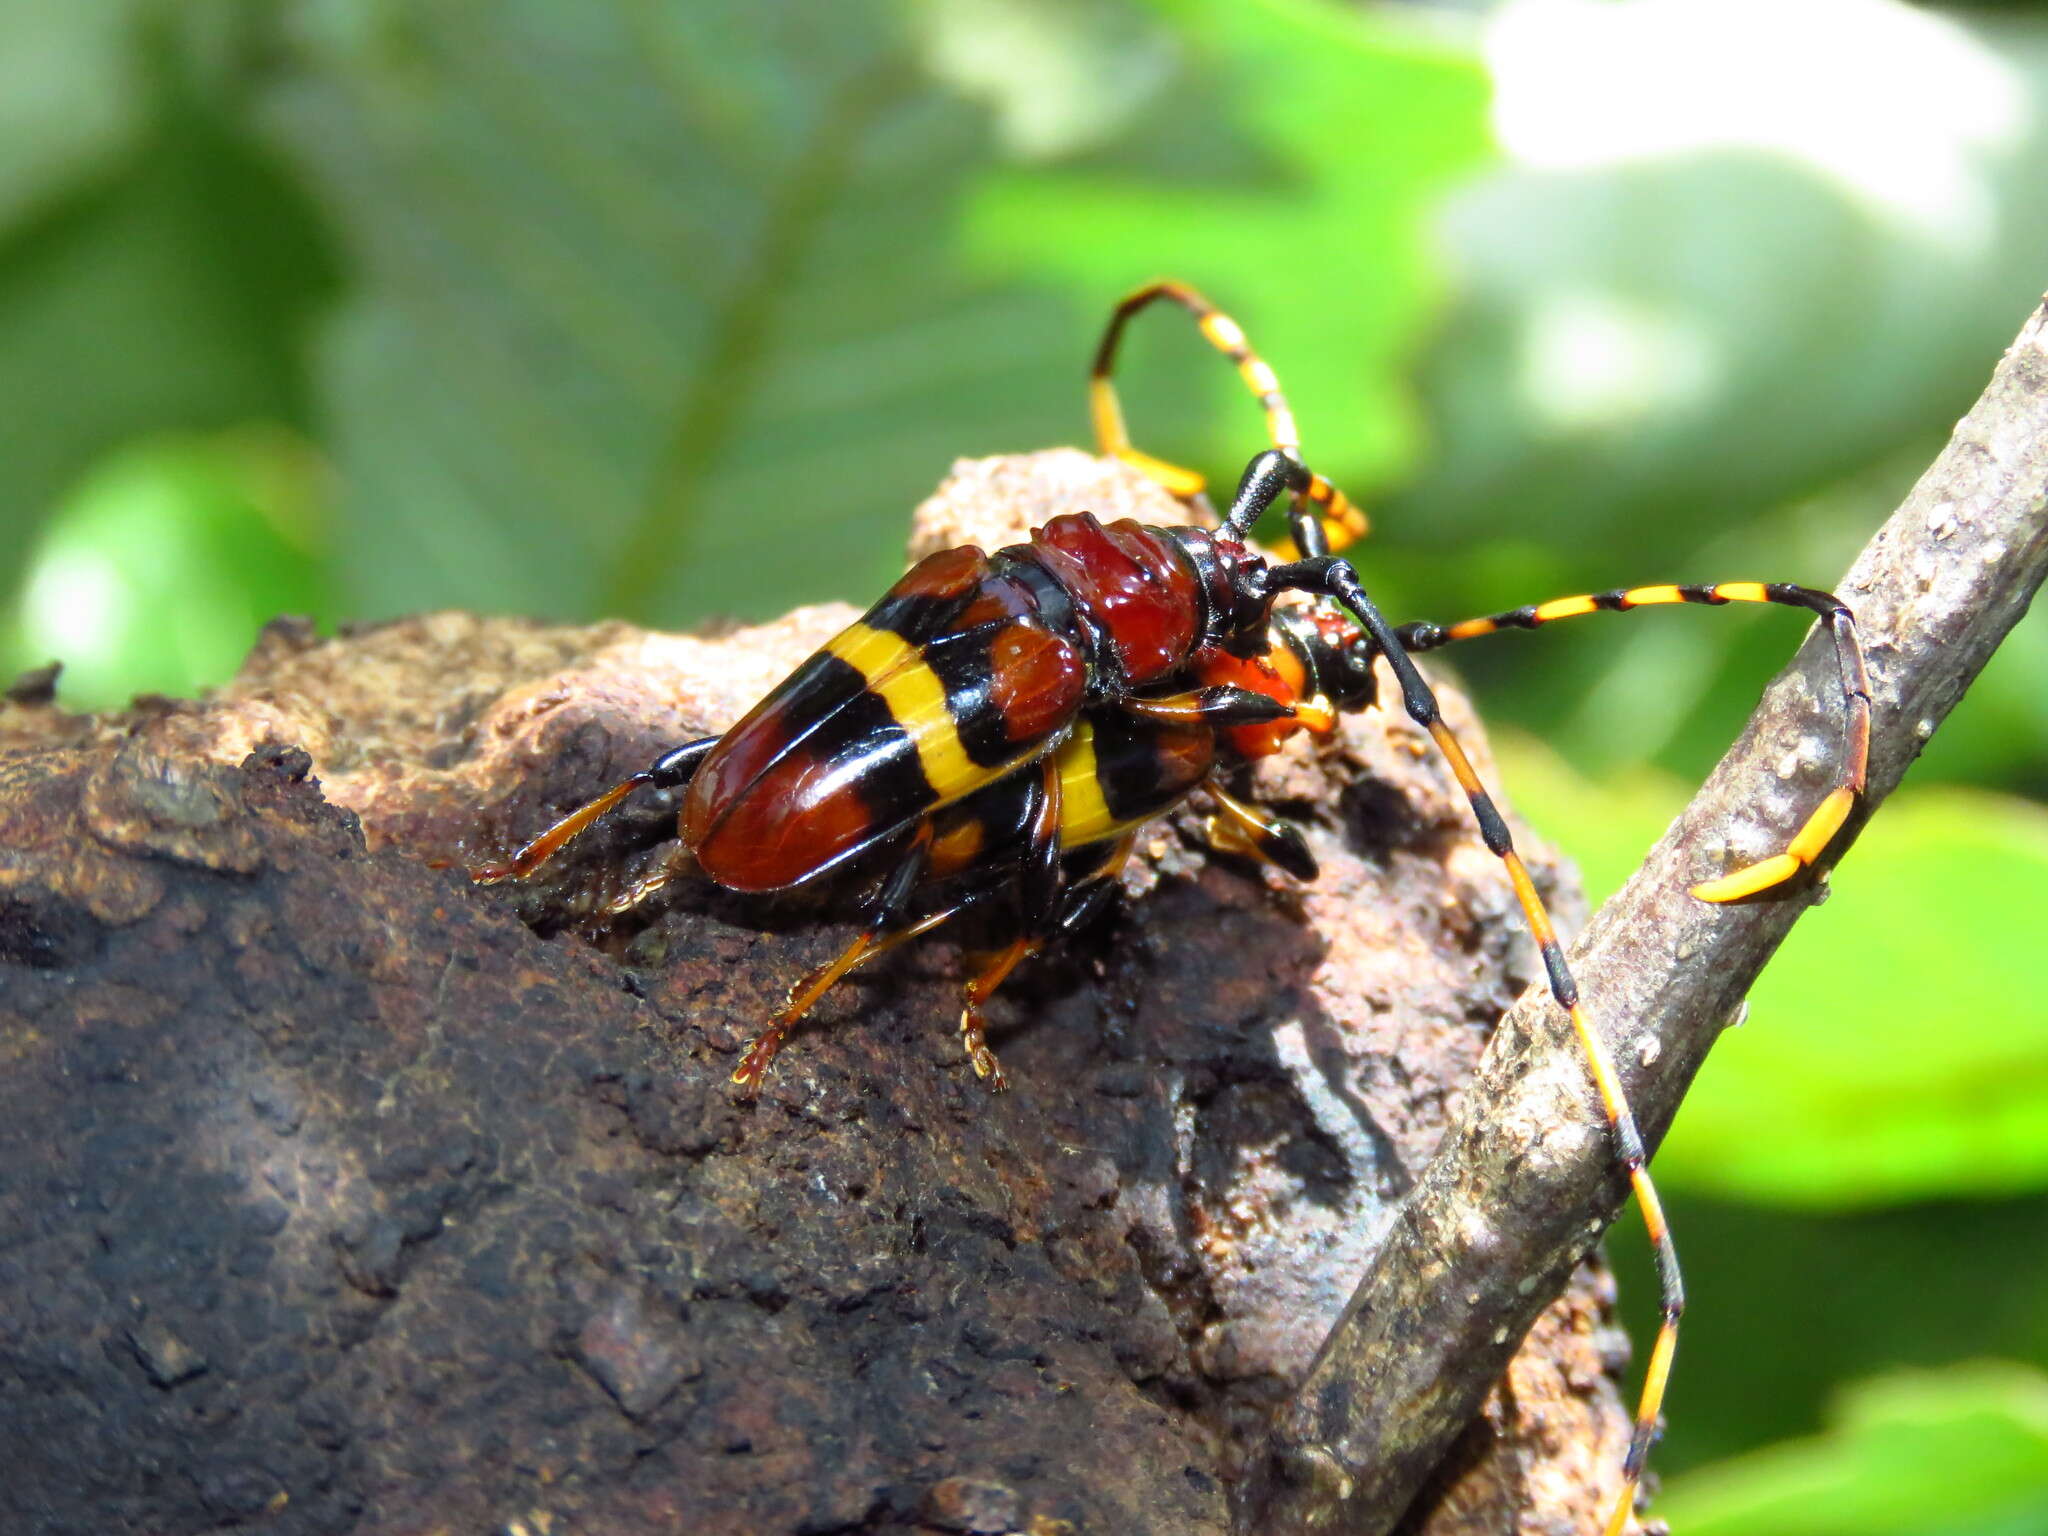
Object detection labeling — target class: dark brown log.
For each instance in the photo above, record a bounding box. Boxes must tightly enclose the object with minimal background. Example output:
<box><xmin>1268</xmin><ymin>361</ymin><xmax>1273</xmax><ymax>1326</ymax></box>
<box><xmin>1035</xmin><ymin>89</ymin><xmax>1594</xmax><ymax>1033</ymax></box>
<box><xmin>0</xmin><ymin>451</ymin><xmax>1624</xmax><ymax>1536</ymax></box>
<box><xmin>1241</xmin><ymin>299</ymin><xmax>2048</xmax><ymax>1535</ymax></box>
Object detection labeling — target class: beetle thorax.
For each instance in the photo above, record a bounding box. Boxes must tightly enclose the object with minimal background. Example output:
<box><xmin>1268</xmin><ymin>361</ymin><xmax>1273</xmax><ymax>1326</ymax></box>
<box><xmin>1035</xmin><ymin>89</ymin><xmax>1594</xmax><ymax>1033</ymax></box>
<box><xmin>1010</xmin><ymin>513</ymin><xmax>1207</xmax><ymax>689</ymax></box>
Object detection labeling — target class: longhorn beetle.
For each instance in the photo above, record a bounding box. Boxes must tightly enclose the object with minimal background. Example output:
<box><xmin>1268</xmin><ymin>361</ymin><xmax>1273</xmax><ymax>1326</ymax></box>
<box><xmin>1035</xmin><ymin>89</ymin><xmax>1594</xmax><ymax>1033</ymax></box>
<box><xmin>475</xmin><ymin>283</ymin><xmax>1871</xmax><ymax>1536</ymax></box>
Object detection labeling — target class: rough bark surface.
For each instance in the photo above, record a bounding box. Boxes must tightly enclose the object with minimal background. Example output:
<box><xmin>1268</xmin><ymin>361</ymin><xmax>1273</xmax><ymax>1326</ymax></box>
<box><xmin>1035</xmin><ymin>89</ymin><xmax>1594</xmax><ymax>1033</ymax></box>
<box><xmin>0</xmin><ymin>451</ymin><xmax>1627</xmax><ymax>1536</ymax></box>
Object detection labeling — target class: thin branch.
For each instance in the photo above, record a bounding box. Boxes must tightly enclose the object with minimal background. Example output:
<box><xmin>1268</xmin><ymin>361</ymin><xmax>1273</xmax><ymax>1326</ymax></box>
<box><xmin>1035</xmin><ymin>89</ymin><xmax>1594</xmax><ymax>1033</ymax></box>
<box><xmin>1239</xmin><ymin>295</ymin><xmax>2048</xmax><ymax>1535</ymax></box>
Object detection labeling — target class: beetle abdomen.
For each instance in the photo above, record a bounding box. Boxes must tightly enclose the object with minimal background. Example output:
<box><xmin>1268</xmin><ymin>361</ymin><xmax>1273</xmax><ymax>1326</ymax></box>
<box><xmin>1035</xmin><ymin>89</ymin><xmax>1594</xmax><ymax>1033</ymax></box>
<box><xmin>681</xmin><ymin>544</ymin><xmax>1086</xmax><ymax>890</ymax></box>
<box><xmin>924</xmin><ymin>706</ymin><xmax>1218</xmax><ymax>886</ymax></box>
<box><xmin>1055</xmin><ymin>712</ymin><xmax>1215</xmax><ymax>847</ymax></box>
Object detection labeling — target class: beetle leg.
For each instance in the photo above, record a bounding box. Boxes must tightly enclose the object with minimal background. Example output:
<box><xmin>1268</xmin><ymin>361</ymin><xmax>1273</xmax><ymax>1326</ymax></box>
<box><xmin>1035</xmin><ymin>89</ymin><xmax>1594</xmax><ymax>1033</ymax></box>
<box><xmin>601</xmin><ymin>848</ymin><xmax>691</xmax><ymax>917</ymax></box>
<box><xmin>959</xmin><ymin>832</ymin><xmax>1133</xmax><ymax>1084</ymax></box>
<box><xmin>731</xmin><ymin>824</ymin><xmax>948</xmax><ymax>1095</ymax></box>
<box><xmin>958</xmin><ymin>938</ymin><xmax>1034</xmax><ymax>1092</ymax></box>
<box><xmin>957</xmin><ymin>756</ymin><xmax>1065</xmax><ymax>1091</ymax></box>
<box><xmin>471</xmin><ymin>735</ymin><xmax>718</xmax><ymax>884</ymax></box>
<box><xmin>1058</xmin><ymin>832</ymin><xmax>1137</xmax><ymax>935</ymax></box>
<box><xmin>470</xmin><ymin>775</ymin><xmax>653</xmax><ymax>883</ymax></box>
<box><xmin>1121</xmin><ymin>686</ymin><xmax>1295</xmax><ymax>729</ymax></box>
<box><xmin>1203</xmin><ymin>782</ymin><xmax>1317</xmax><ymax>881</ymax></box>
<box><xmin>731</xmin><ymin>906</ymin><xmax>962</xmax><ymax>1096</ymax></box>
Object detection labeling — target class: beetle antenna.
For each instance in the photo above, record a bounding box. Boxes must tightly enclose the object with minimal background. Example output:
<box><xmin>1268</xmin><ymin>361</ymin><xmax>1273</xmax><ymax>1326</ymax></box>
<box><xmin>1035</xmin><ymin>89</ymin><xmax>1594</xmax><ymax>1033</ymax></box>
<box><xmin>1269</xmin><ymin>552</ymin><xmax>1687</xmax><ymax>1536</ymax></box>
<box><xmin>1223</xmin><ymin>449</ymin><xmax>1311</xmax><ymax>539</ymax></box>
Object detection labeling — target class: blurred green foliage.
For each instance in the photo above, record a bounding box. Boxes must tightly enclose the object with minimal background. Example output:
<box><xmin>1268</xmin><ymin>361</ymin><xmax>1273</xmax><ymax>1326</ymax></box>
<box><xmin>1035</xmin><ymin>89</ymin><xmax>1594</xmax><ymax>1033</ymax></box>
<box><xmin>1660</xmin><ymin>1363</ymin><xmax>2048</xmax><ymax>1536</ymax></box>
<box><xmin>2</xmin><ymin>1</ymin><xmax>2044</xmax><ymax>1527</ymax></box>
<box><xmin>8</xmin><ymin>428</ymin><xmax>328</xmax><ymax>702</ymax></box>
<box><xmin>1501</xmin><ymin>736</ymin><xmax>2048</xmax><ymax>1209</ymax></box>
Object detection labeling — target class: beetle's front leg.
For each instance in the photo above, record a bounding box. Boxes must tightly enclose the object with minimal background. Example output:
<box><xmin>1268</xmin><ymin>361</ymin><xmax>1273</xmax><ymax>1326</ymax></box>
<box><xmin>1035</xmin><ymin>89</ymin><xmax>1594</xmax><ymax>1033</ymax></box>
<box><xmin>1119</xmin><ymin>686</ymin><xmax>1294</xmax><ymax>729</ymax></box>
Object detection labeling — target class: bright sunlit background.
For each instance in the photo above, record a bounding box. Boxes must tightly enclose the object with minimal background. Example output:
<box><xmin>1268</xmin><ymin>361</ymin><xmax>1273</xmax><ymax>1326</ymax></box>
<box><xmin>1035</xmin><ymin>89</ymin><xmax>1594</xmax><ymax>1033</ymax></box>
<box><xmin>4</xmin><ymin>2</ymin><xmax>2045</xmax><ymax>1528</ymax></box>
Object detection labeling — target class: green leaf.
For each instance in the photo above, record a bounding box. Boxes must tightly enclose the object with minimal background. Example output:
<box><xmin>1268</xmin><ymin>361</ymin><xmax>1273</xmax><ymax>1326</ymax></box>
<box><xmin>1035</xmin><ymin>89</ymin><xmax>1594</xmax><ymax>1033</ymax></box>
<box><xmin>258</xmin><ymin>1</ymin><xmax>1085</xmax><ymax>630</ymax></box>
<box><xmin>1601</xmin><ymin>1193</ymin><xmax>2048</xmax><ymax>1476</ymax></box>
<box><xmin>4</xmin><ymin>429</ymin><xmax>330</xmax><ymax>708</ymax></box>
<box><xmin>254</xmin><ymin>0</ymin><xmax>1489</xmax><ymax>634</ymax></box>
<box><xmin>1669</xmin><ymin>789</ymin><xmax>2048</xmax><ymax>1206</ymax></box>
<box><xmin>1910</xmin><ymin>604</ymin><xmax>2048</xmax><ymax>798</ymax></box>
<box><xmin>0</xmin><ymin>39</ymin><xmax>342</xmax><ymax>585</ymax></box>
<box><xmin>1494</xmin><ymin>732</ymin><xmax>2048</xmax><ymax>1206</ymax></box>
<box><xmin>1372</xmin><ymin>7</ymin><xmax>2048</xmax><ymax>792</ymax></box>
<box><xmin>916</xmin><ymin>0</ymin><xmax>1178</xmax><ymax>161</ymax></box>
<box><xmin>1395</xmin><ymin>8</ymin><xmax>2048</xmax><ymax>561</ymax></box>
<box><xmin>0</xmin><ymin>0</ymin><xmax>146</xmax><ymax>233</ymax></box>
<box><xmin>1657</xmin><ymin>1362</ymin><xmax>2048</xmax><ymax>1536</ymax></box>
<box><xmin>965</xmin><ymin>0</ymin><xmax>1493</xmax><ymax>502</ymax></box>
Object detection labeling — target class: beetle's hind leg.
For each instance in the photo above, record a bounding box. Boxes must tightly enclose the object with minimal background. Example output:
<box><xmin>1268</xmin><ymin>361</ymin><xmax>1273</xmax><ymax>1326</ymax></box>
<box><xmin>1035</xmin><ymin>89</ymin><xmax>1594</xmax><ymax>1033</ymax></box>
<box><xmin>472</xmin><ymin>736</ymin><xmax>717</xmax><ymax>884</ymax></box>
<box><xmin>730</xmin><ymin>906</ymin><xmax>960</xmax><ymax>1096</ymax></box>
<box><xmin>957</xmin><ymin>938</ymin><xmax>1033</xmax><ymax>1092</ymax></box>
<box><xmin>959</xmin><ymin>825</ymin><xmax>1137</xmax><ymax>1092</ymax></box>
<box><xmin>600</xmin><ymin>845</ymin><xmax>693</xmax><ymax>918</ymax></box>
<box><xmin>730</xmin><ymin>824</ymin><xmax>961</xmax><ymax>1096</ymax></box>
<box><xmin>953</xmin><ymin>756</ymin><xmax>1065</xmax><ymax>1091</ymax></box>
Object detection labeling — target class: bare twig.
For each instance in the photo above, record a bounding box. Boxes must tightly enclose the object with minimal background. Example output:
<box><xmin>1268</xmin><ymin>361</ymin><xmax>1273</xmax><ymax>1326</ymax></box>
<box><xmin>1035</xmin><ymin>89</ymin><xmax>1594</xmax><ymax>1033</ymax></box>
<box><xmin>1239</xmin><ymin>295</ymin><xmax>2048</xmax><ymax>1535</ymax></box>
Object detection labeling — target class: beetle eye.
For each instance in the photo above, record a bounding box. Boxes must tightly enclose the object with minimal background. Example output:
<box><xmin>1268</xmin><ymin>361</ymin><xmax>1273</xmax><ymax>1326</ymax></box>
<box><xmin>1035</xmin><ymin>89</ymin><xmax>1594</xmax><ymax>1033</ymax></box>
<box><xmin>1226</xmin><ymin>553</ymin><xmax>1276</xmax><ymax>637</ymax></box>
